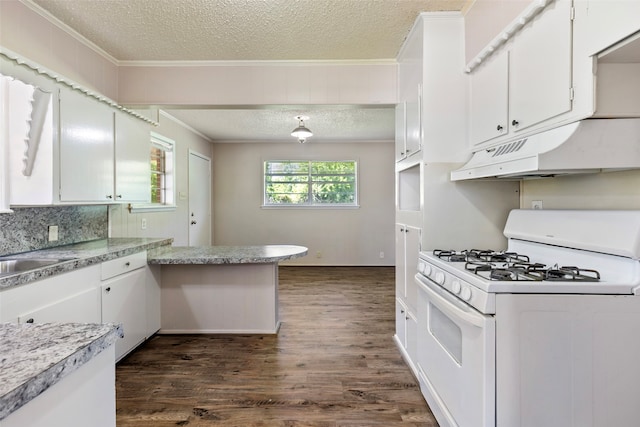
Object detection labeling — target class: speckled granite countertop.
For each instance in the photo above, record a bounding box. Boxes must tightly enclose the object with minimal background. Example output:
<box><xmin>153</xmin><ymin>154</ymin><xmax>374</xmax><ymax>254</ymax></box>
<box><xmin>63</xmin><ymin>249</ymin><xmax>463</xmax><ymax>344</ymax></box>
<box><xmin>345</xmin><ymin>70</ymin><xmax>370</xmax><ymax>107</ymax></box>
<box><xmin>0</xmin><ymin>238</ymin><xmax>173</xmax><ymax>290</ymax></box>
<box><xmin>147</xmin><ymin>245</ymin><xmax>308</xmax><ymax>264</ymax></box>
<box><xmin>0</xmin><ymin>322</ymin><xmax>122</xmax><ymax>421</ymax></box>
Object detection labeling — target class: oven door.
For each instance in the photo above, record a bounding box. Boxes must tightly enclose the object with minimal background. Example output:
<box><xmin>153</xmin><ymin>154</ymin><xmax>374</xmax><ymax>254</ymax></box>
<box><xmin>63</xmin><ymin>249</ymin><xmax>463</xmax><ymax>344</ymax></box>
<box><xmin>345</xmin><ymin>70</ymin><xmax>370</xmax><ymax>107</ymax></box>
<box><xmin>416</xmin><ymin>273</ymin><xmax>495</xmax><ymax>427</ymax></box>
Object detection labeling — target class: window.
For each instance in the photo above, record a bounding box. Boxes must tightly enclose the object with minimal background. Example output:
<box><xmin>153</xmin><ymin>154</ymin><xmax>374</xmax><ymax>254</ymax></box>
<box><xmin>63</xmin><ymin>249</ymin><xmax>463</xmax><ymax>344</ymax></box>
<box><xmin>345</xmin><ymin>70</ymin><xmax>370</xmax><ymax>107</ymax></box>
<box><xmin>264</xmin><ymin>160</ymin><xmax>358</xmax><ymax>207</ymax></box>
<box><xmin>131</xmin><ymin>132</ymin><xmax>175</xmax><ymax>212</ymax></box>
<box><xmin>150</xmin><ymin>132</ymin><xmax>175</xmax><ymax>206</ymax></box>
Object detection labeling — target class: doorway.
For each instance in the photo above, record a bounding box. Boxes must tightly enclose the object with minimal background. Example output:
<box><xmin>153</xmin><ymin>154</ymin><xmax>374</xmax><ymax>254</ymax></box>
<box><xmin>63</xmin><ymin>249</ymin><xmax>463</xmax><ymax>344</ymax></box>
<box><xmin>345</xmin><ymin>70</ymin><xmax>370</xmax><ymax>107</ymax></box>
<box><xmin>188</xmin><ymin>150</ymin><xmax>211</xmax><ymax>246</ymax></box>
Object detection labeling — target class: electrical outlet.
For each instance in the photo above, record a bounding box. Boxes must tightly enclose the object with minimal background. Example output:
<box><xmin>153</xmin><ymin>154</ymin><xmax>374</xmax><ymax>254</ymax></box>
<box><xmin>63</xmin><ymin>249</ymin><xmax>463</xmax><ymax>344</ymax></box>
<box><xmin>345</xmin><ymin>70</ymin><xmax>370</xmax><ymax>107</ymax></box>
<box><xmin>48</xmin><ymin>225</ymin><xmax>58</xmax><ymax>242</ymax></box>
<box><xmin>141</xmin><ymin>218</ymin><xmax>147</xmax><ymax>230</ymax></box>
<box><xmin>532</xmin><ymin>200</ymin><xmax>543</xmax><ymax>210</ymax></box>
<box><xmin>379</xmin><ymin>251</ymin><xmax>385</xmax><ymax>259</ymax></box>
<box><xmin>316</xmin><ymin>251</ymin><xmax>322</xmax><ymax>258</ymax></box>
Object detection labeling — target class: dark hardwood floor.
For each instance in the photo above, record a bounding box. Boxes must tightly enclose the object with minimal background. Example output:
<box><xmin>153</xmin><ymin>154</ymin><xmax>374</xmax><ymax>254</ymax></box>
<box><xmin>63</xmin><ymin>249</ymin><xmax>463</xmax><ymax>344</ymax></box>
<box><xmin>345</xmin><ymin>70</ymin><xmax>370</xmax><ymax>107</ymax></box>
<box><xmin>115</xmin><ymin>266</ymin><xmax>437</xmax><ymax>426</ymax></box>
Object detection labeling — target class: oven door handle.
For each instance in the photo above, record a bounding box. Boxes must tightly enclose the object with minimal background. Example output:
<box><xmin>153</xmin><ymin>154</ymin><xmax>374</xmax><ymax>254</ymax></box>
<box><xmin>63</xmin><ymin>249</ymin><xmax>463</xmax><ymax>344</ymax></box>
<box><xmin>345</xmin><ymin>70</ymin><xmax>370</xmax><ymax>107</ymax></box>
<box><xmin>415</xmin><ymin>274</ymin><xmax>487</xmax><ymax>328</ymax></box>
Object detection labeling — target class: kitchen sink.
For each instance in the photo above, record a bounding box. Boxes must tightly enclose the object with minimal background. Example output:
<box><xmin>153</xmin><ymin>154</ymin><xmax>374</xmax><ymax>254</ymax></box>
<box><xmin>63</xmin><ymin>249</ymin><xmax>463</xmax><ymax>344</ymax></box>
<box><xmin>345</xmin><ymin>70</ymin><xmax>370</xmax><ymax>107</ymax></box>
<box><xmin>0</xmin><ymin>258</ymin><xmax>75</xmax><ymax>277</ymax></box>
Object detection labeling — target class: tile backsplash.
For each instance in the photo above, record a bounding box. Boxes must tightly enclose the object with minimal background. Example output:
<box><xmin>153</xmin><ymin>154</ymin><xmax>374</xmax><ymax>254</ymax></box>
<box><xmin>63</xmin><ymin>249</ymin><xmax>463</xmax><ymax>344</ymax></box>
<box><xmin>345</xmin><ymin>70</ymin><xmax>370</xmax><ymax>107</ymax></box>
<box><xmin>0</xmin><ymin>206</ymin><xmax>108</xmax><ymax>256</ymax></box>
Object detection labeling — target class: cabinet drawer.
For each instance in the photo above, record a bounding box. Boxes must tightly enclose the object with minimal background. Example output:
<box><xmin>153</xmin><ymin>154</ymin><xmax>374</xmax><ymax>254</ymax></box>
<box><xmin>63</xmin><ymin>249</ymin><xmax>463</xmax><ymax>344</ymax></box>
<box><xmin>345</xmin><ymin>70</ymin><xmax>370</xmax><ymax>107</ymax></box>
<box><xmin>101</xmin><ymin>251</ymin><xmax>147</xmax><ymax>280</ymax></box>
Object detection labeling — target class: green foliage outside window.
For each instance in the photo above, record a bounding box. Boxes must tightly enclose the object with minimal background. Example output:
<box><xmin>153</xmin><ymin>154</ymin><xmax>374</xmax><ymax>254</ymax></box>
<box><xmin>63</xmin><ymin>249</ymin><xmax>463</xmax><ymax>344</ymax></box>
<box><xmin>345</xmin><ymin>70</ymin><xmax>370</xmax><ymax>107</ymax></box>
<box><xmin>265</xmin><ymin>160</ymin><xmax>357</xmax><ymax>206</ymax></box>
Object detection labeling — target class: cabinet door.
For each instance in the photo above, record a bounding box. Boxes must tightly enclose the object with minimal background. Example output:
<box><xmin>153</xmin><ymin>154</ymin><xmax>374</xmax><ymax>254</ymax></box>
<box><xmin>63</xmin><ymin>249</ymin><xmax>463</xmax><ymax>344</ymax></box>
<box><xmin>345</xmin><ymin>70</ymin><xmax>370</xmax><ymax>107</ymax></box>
<box><xmin>404</xmin><ymin>83</ymin><xmax>422</xmax><ymax>158</ymax></box>
<box><xmin>59</xmin><ymin>88</ymin><xmax>114</xmax><ymax>202</ymax></box>
<box><xmin>509</xmin><ymin>0</ymin><xmax>572</xmax><ymax>133</ymax></box>
<box><xmin>395</xmin><ymin>102</ymin><xmax>407</xmax><ymax>162</ymax></box>
<box><xmin>406</xmin><ymin>309</ymin><xmax>418</xmax><ymax>366</ymax></box>
<box><xmin>404</xmin><ymin>225</ymin><xmax>421</xmax><ymax>313</ymax></box>
<box><xmin>114</xmin><ymin>111</ymin><xmax>150</xmax><ymax>203</ymax></box>
<box><xmin>469</xmin><ymin>51</ymin><xmax>509</xmax><ymax>146</ymax></box>
<box><xmin>395</xmin><ymin>298</ymin><xmax>407</xmax><ymax>348</ymax></box>
<box><xmin>395</xmin><ymin>224</ymin><xmax>407</xmax><ymax>299</ymax></box>
<box><xmin>18</xmin><ymin>287</ymin><xmax>101</xmax><ymax>324</ymax></box>
<box><xmin>101</xmin><ymin>268</ymin><xmax>146</xmax><ymax>361</ymax></box>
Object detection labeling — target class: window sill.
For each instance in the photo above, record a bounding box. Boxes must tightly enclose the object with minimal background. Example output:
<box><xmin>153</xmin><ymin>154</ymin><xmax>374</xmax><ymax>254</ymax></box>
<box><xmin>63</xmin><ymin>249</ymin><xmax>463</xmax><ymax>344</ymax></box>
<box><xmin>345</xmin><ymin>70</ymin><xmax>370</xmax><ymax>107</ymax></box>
<box><xmin>261</xmin><ymin>205</ymin><xmax>360</xmax><ymax>210</ymax></box>
<box><xmin>128</xmin><ymin>204</ymin><xmax>177</xmax><ymax>213</ymax></box>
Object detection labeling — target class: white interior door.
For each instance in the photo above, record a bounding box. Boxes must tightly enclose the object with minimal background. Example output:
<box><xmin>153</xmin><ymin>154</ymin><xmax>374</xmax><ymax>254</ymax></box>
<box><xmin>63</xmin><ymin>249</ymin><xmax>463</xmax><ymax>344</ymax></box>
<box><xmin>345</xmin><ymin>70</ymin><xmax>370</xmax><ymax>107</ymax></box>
<box><xmin>188</xmin><ymin>150</ymin><xmax>211</xmax><ymax>246</ymax></box>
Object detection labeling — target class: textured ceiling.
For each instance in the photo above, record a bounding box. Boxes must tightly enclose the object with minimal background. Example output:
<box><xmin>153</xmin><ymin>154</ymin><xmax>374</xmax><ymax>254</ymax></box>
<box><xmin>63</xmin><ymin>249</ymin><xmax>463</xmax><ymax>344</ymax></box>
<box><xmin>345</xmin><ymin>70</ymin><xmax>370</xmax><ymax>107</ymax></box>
<box><xmin>165</xmin><ymin>106</ymin><xmax>396</xmax><ymax>142</ymax></box>
<box><xmin>28</xmin><ymin>0</ymin><xmax>469</xmax><ymax>142</ymax></box>
<box><xmin>31</xmin><ymin>0</ymin><xmax>469</xmax><ymax>61</ymax></box>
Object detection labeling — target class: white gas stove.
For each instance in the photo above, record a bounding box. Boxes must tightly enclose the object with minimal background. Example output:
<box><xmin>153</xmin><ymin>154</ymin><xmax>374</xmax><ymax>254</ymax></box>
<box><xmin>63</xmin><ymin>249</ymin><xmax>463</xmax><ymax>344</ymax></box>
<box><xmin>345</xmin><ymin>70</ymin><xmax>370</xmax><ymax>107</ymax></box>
<box><xmin>415</xmin><ymin>210</ymin><xmax>640</xmax><ymax>427</ymax></box>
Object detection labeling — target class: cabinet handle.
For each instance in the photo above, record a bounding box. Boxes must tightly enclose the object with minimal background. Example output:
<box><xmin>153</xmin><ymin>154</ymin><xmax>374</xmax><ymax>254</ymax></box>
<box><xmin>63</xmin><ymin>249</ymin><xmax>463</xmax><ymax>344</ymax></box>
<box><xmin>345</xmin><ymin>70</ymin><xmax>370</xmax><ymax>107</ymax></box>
<box><xmin>105</xmin><ymin>287</ymin><xmax>111</xmax><ymax>293</ymax></box>
<box><xmin>106</xmin><ymin>195</ymin><xmax>113</xmax><ymax>199</ymax></box>
<box><xmin>511</xmin><ymin>119</ymin><xmax>519</xmax><ymax>127</ymax></box>
<box><xmin>406</xmin><ymin>316</ymin><xmax>410</xmax><ymax>320</ymax></box>
<box><xmin>406</xmin><ymin>148</ymin><xmax>411</xmax><ymax>153</ymax></box>
<box><xmin>116</xmin><ymin>194</ymin><xmax>122</xmax><ymax>199</ymax></box>
<box><xmin>125</xmin><ymin>262</ymin><xmax>131</xmax><ymax>267</ymax></box>
<box><xmin>400</xmin><ymin>151</ymin><xmax>405</xmax><ymax>156</ymax></box>
<box><xmin>26</xmin><ymin>318</ymin><xmax>34</xmax><ymax>323</ymax></box>
<box><xmin>191</xmin><ymin>221</ymin><xmax>197</xmax><ymax>225</ymax></box>
<box><xmin>496</xmin><ymin>124</ymin><xmax>503</xmax><ymax>131</ymax></box>
<box><xmin>400</xmin><ymin>309</ymin><xmax>405</xmax><ymax>314</ymax></box>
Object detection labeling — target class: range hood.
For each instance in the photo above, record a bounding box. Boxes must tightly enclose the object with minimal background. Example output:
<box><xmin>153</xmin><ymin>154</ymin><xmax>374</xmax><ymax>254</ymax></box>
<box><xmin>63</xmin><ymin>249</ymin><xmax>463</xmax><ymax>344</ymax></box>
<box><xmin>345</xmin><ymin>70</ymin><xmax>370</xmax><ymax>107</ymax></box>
<box><xmin>451</xmin><ymin>119</ymin><xmax>640</xmax><ymax>180</ymax></box>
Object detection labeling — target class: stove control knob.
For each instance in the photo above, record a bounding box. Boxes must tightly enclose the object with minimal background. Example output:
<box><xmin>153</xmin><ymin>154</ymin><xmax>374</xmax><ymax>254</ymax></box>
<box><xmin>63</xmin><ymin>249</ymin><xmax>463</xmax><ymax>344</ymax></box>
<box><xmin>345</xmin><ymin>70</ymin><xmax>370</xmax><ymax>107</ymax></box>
<box><xmin>451</xmin><ymin>280</ymin><xmax>461</xmax><ymax>294</ymax></box>
<box><xmin>417</xmin><ymin>261</ymin><xmax>426</xmax><ymax>274</ymax></box>
<box><xmin>423</xmin><ymin>264</ymin><xmax>432</xmax><ymax>276</ymax></box>
<box><xmin>435</xmin><ymin>271</ymin><xmax>445</xmax><ymax>285</ymax></box>
<box><xmin>460</xmin><ymin>287</ymin><xmax>472</xmax><ymax>301</ymax></box>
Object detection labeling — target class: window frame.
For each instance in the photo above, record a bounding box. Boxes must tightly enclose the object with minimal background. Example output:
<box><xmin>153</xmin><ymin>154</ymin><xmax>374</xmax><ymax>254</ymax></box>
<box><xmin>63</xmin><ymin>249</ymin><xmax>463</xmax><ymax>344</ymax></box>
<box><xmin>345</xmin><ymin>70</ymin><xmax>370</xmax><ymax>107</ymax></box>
<box><xmin>129</xmin><ymin>132</ymin><xmax>176</xmax><ymax>213</ymax></box>
<box><xmin>262</xmin><ymin>159</ymin><xmax>359</xmax><ymax>209</ymax></box>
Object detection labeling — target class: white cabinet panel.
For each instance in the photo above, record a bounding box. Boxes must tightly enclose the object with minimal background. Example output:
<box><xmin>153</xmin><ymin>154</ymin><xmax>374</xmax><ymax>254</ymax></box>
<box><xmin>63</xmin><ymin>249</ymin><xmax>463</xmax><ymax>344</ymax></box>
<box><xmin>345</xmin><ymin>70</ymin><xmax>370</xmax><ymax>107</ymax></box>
<box><xmin>469</xmin><ymin>51</ymin><xmax>509</xmax><ymax>145</ymax></box>
<box><xmin>101</xmin><ymin>267</ymin><xmax>146</xmax><ymax>361</ymax></box>
<box><xmin>114</xmin><ymin>111</ymin><xmax>150</xmax><ymax>203</ymax></box>
<box><xmin>59</xmin><ymin>87</ymin><xmax>114</xmax><ymax>202</ymax></box>
<box><xmin>0</xmin><ymin>265</ymin><xmax>101</xmax><ymax>323</ymax></box>
<box><xmin>18</xmin><ymin>287</ymin><xmax>101</xmax><ymax>324</ymax></box>
<box><xmin>396</xmin><ymin>223</ymin><xmax>421</xmax><ymax>313</ymax></box>
<box><xmin>509</xmin><ymin>0</ymin><xmax>572</xmax><ymax>132</ymax></box>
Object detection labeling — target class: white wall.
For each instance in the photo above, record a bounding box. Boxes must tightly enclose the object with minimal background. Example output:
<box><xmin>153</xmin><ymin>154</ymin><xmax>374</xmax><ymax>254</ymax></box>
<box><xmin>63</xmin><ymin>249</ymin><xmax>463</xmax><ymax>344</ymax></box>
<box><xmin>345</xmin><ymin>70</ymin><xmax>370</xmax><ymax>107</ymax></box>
<box><xmin>211</xmin><ymin>141</ymin><xmax>395</xmax><ymax>266</ymax></box>
<box><xmin>109</xmin><ymin>113</ymin><xmax>212</xmax><ymax>246</ymax></box>
<box><xmin>0</xmin><ymin>0</ymin><xmax>119</xmax><ymax>99</ymax></box>
<box><xmin>521</xmin><ymin>169</ymin><xmax>640</xmax><ymax>210</ymax></box>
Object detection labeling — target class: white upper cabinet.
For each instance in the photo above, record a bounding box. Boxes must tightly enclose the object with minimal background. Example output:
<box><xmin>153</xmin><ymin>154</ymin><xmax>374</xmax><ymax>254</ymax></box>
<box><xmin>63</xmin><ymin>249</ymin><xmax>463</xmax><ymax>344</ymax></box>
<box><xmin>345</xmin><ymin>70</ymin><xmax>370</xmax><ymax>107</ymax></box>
<box><xmin>508</xmin><ymin>0</ymin><xmax>572</xmax><ymax>132</ymax></box>
<box><xmin>397</xmin><ymin>18</ymin><xmax>423</xmax><ymax>162</ymax></box>
<box><xmin>5</xmin><ymin>77</ymin><xmax>150</xmax><ymax>206</ymax></box>
<box><xmin>59</xmin><ymin>87</ymin><xmax>115</xmax><ymax>202</ymax></box>
<box><xmin>468</xmin><ymin>0</ymin><xmax>573</xmax><ymax>146</ymax></box>
<box><xmin>397</xmin><ymin>13</ymin><xmax>467</xmax><ymax>163</ymax></box>
<box><xmin>114</xmin><ymin>110</ymin><xmax>151</xmax><ymax>203</ymax></box>
<box><xmin>469</xmin><ymin>51</ymin><xmax>509</xmax><ymax>145</ymax></box>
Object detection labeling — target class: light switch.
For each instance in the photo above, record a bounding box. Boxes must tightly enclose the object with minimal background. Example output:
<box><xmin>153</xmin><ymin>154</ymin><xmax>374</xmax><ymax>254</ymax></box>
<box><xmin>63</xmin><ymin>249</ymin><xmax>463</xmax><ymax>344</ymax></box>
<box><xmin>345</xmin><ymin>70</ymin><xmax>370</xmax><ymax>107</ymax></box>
<box><xmin>48</xmin><ymin>225</ymin><xmax>59</xmax><ymax>242</ymax></box>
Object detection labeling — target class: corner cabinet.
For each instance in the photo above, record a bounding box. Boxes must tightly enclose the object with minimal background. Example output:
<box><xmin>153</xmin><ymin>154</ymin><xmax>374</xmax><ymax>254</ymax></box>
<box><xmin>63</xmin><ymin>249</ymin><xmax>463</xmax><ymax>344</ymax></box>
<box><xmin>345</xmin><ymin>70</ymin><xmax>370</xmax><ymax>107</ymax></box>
<box><xmin>7</xmin><ymin>81</ymin><xmax>150</xmax><ymax>206</ymax></box>
<box><xmin>468</xmin><ymin>0</ymin><xmax>573</xmax><ymax>146</ymax></box>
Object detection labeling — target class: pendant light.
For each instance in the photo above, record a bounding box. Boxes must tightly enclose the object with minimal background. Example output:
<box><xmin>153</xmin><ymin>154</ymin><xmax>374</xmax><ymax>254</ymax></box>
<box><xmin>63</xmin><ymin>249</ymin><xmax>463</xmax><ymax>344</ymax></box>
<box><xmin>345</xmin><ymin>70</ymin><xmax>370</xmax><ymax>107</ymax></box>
<box><xmin>291</xmin><ymin>115</ymin><xmax>312</xmax><ymax>143</ymax></box>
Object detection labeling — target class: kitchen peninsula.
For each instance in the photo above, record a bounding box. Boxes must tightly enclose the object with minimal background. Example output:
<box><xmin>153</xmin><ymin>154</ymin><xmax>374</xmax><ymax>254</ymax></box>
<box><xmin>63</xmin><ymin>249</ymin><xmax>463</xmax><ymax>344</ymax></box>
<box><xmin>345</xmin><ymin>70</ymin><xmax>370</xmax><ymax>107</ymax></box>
<box><xmin>148</xmin><ymin>245</ymin><xmax>307</xmax><ymax>334</ymax></box>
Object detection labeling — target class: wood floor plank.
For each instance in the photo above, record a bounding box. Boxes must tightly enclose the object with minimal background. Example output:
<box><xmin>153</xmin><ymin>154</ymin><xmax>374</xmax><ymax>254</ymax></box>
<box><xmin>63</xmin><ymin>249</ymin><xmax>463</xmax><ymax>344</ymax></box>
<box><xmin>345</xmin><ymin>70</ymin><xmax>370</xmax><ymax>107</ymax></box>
<box><xmin>115</xmin><ymin>266</ymin><xmax>436</xmax><ymax>426</ymax></box>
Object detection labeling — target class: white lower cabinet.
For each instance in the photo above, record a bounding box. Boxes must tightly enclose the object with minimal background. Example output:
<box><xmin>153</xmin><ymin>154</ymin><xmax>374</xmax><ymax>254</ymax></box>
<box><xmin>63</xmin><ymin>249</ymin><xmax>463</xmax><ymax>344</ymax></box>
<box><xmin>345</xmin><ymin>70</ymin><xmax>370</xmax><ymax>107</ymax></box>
<box><xmin>18</xmin><ymin>287</ymin><xmax>100</xmax><ymax>324</ymax></box>
<box><xmin>395</xmin><ymin>298</ymin><xmax>418</xmax><ymax>374</ymax></box>
<box><xmin>1</xmin><ymin>347</ymin><xmax>116</xmax><ymax>427</ymax></box>
<box><xmin>0</xmin><ymin>264</ymin><xmax>101</xmax><ymax>323</ymax></box>
<box><xmin>0</xmin><ymin>249</ymin><xmax>159</xmax><ymax>364</ymax></box>
<box><xmin>100</xmin><ymin>252</ymin><xmax>148</xmax><ymax>361</ymax></box>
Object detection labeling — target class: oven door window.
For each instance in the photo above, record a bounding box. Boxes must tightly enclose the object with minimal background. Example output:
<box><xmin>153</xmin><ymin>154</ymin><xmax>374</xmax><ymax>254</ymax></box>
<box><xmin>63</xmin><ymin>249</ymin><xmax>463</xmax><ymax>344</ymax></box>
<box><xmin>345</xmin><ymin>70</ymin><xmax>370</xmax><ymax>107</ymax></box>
<box><xmin>429</xmin><ymin>303</ymin><xmax>462</xmax><ymax>364</ymax></box>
